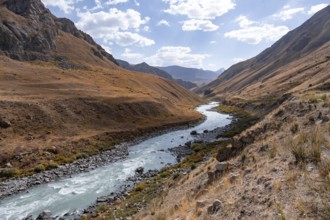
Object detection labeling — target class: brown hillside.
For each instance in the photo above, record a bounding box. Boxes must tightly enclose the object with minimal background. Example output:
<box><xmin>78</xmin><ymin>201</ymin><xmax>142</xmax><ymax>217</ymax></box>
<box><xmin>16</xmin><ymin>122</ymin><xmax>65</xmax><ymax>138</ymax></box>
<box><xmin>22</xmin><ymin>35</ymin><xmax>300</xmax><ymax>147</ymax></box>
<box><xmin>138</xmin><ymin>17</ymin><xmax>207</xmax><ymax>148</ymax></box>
<box><xmin>0</xmin><ymin>0</ymin><xmax>202</xmax><ymax>174</ymax></box>
<box><xmin>199</xmin><ymin>6</ymin><xmax>330</xmax><ymax>110</ymax></box>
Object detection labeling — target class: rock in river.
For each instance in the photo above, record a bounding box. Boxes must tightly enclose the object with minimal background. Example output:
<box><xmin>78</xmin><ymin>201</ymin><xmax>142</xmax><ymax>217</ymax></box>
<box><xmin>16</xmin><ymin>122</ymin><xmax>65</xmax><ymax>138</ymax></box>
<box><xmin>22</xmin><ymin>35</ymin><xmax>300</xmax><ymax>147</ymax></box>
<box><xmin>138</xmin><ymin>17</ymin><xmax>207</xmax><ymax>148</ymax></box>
<box><xmin>135</xmin><ymin>167</ymin><xmax>144</xmax><ymax>175</ymax></box>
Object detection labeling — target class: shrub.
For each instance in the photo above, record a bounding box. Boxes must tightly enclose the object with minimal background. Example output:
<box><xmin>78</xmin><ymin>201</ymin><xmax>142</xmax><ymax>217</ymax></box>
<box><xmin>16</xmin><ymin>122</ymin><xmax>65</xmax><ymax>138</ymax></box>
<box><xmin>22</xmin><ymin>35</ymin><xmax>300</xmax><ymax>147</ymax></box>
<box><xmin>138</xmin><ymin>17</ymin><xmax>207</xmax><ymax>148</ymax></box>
<box><xmin>268</xmin><ymin>146</ymin><xmax>277</xmax><ymax>159</ymax></box>
<box><xmin>191</xmin><ymin>163</ymin><xmax>197</xmax><ymax>170</ymax></box>
<box><xmin>135</xmin><ymin>182</ymin><xmax>147</xmax><ymax>192</ymax></box>
<box><xmin>45</xmin><ymin>162</ymin><xmax>59</xmax><ymax>170</ymax></box>
<box><xmin>291</xmin><ymin>145</ymin><xmax>308</xmax><ymax>163</ymax></box>
<box><xmin>34</xmin><ymin>164</ymin><xmax>45</xmax><ymax>173</ymax></box>
<box><xmin>76</xmin><ymin>152</ymin><xmax>89</xmax><ymax>160</ymax></box>
<box><xmin>0</xmin><ymin>168</ymin><xmax>19</xmax><ymax>178</ymax></box>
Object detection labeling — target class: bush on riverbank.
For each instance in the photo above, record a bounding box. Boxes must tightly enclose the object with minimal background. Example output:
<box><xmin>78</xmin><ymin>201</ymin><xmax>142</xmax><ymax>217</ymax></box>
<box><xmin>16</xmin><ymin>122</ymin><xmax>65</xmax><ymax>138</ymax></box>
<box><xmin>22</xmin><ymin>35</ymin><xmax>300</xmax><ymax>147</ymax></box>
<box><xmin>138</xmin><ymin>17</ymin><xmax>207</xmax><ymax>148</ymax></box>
<box><xmin>0</xmin><ymin>168</ymin><xmax>19</xmax><ymax>178</ymax></box>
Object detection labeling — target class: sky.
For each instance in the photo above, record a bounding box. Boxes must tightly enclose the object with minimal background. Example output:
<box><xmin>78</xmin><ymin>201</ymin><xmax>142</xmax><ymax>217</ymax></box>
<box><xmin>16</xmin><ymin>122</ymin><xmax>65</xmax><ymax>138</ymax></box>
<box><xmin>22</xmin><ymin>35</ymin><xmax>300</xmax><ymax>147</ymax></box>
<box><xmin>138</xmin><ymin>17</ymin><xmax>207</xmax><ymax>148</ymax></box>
<box><xmin>41</xmin><ymin>0</ymin><xmax>329</xmax><ymax>71</ymax></box>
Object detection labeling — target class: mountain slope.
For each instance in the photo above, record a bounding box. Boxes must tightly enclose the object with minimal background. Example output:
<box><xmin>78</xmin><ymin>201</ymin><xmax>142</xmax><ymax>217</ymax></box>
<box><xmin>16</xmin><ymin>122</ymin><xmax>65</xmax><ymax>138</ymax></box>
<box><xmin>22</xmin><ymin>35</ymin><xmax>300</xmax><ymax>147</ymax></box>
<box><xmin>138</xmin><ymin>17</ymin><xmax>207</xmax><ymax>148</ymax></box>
<box><xmin>0</xmin><ymin>0</ymin><xmax>202</xmax><ymax>174</ymax></box>
<box><xmin>159</xmin><ymin>65</ymin><xmax>222</xmax><ymax>85</ymax></box>
<box><xmin>199</xmin><ymin>6</ymin><xmax>330</xmax><ymax>107</ymax></box>
<box><xmin>117</xmin><ymin>59</ymin><xmax>197</xmax><ymax>89</ymax></box>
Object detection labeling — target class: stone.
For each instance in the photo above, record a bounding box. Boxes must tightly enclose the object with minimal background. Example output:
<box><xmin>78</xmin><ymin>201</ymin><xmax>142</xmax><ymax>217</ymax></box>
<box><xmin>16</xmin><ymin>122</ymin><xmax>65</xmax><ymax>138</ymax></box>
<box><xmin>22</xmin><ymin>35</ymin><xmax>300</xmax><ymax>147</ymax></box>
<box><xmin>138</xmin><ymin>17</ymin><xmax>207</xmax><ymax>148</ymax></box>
<box><xmin>215</xmin><ymin>162</ymin><xmax>230</xmax><ymax>172</ymax></box>
<box><xmin>322</xmin><ymin>116</ymin><xmax>330</xmax><ymax>122</ymax></box>
<box><xmin>216</xmin><ymin>146</ymin><xmax>233</xmax><ymax>162</ymax></box>
<box><xmin>207</xmin><ymin>200</ymin><xmax>221</xmax><ymax>215</ymax></box>
<box><xmin>36</xmin><ymin>210</ymin><xmax>52</xmax><ymax>220</ymax></box>
<box><xmin>185</xmin><ymin>141</ymin><xmax>192</xmax><ymax>148</ymax></box>
<box><xmin>241</xmin><ymin>135</ymin><xmax>254</xmax><ymax>144</ymax></box>
<box><xmin>190</xmin><ymin>130</ymin><xmax>198</xmax><ymax>135</ymax></box>
<box><xmin>196</xmin><ymin>200</ymin><xmax>206</xmax><ymax>208</ymax></box>
<box><xmin>5</xmin><ymin>162</ymin><xmax>13</xmax><ymax>168</ymax></box>
<box><xmin>135</xmin><ymin>167</ymin><xmax>144</xmax><ymax>175</ymax></box>
<box><xmin>229</xmin><ymin>173</ymin><xmax>240</xmax><ymax>183</ymax></box>
<box><xmin>0</xmin><ymin>119</ymin><xmax>11</xmax><ymax>128</ymax></box>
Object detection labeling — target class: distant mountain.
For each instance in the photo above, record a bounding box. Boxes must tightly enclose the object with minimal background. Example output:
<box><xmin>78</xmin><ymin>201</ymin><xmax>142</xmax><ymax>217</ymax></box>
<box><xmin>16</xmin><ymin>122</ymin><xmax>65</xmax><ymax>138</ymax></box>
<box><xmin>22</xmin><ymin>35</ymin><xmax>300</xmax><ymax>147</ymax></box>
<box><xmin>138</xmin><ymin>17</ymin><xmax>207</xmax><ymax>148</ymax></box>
<box><xmin>159</xmin><ymin>66</ymin><xmax>223</xmax><ymax>84</ymax></box>
<box><xmin>117</xmin><ymin>60</ymin><xmax>172</xmax><ymax>79</ymax></box>
<box><xmin>117</xmin><ymin>59</ymin><xmax>197</xmax><ymax>89</ymax></box>
<box><xmin>198</xmin><ymin>5</ymin><xmax>330</xmax><ymax>105</ymax></box>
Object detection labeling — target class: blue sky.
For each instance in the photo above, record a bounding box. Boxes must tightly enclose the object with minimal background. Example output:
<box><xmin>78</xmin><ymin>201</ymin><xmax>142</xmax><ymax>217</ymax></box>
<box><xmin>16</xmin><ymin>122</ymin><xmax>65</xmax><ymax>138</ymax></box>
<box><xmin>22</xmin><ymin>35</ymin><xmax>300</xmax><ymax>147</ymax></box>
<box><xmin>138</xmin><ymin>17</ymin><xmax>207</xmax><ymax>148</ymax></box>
<box><xmin>41</xmin><ymin>0</ymin><xmax>329</xmax><ymax>70</ymax></box>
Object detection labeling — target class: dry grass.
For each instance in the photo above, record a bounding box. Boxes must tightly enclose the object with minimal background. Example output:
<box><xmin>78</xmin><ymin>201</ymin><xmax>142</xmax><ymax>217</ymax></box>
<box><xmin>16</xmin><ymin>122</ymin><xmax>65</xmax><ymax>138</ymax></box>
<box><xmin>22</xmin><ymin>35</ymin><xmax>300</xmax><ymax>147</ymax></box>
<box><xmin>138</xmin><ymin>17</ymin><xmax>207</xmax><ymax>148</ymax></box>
<box><xmin>0</xmin><ymin>54</ymin><xmax>202</xmax><ymax>176</ymax></box>
<box><xmin>287</xmin><ymin>126</ymin><xmax>328</xmax><ymax>164</ymax></box>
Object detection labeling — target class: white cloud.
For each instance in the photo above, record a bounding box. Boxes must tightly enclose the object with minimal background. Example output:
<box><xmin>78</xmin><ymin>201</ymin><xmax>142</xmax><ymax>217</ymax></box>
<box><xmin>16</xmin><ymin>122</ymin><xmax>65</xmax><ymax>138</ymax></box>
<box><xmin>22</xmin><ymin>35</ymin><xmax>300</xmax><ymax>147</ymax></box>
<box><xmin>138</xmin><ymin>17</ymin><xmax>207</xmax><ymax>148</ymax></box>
<box><xmin>273</xmin><ymin>6</ymin><xmax>305</xmax><ymax>21</ymax></box>
<box><xmin>143</xmin><ymin>26</ymin><xmax>150</xmax><ymax>32</ymax></box>
<box><xmin>308</xmin><ymin>3</ymin><xmax>328</xmax><ymax>15</ymax></box>
<box><xmin>210</xmin><ymin>41</ymin><xmax>216</xmax><ymax>44</ymax></box>
<box><xmin>41</xmin><ymin>0</ymin><xmax>76</xmax><ymax>13</ymax></box>
<box><xmin>236</xmin><ymin>16</ymin><xmax>255</xmax><ymax>28</ymax></box>
<box><xmin>163</xmin><ymin>0</ymin><xmax>235</xmax><ymax>20</ymax></box>
<box><xmin>101</xmin><ymin>32</ymin><xmax>155</xmax><ymax>47</ymax></box>
<box><xmin>157</xmin><ymin>19</ymin><xmax>170</xmax><ymax>27</ymax></box>
<box><xmin>146</xmin><ymin>46</ymin><xmax>209</xmax><ymax>68</ymax></box>
<box><xmin>225</xmin><ymin>16</ymin><xmax>289</xmax><ymax>44</ymax></box>
<box><xmin>122</xmin><ymin>48</ymin><xmax>144</xmax><ymax>59</ymax></box>
<box><xmin>76</xmin><ymin>8</ymin><xmax>154</xmax><ymax>47</ymax></box>
<box><xmin>105</xmin><ymin>0</ymin><xmax>128</xmax><ymax>5</ymax></box>
<box><xmin>182</xmin><ymin>19</ymin><xmax>219</xmax><ymax>32</ymax></box>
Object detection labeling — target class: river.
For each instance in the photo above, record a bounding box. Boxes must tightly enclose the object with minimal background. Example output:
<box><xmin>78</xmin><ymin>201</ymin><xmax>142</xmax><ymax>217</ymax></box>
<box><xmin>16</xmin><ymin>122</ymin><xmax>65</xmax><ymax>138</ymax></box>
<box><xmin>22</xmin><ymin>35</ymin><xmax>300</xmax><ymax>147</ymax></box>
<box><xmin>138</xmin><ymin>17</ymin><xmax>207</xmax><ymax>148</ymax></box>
<box><xmin>0</xmin><ymin>102</ymin><xmax>231</xmax><ymax>219</ymax></box>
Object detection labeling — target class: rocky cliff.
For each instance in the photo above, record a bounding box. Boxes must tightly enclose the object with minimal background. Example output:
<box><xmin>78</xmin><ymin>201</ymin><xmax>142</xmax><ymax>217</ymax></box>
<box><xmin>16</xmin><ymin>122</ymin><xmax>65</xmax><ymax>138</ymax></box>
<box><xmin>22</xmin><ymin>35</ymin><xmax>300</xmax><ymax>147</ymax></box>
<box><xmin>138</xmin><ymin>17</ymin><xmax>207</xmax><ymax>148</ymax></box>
<box><xmin>0</xmin><ymin>0</ymin><xmax>117</xmax><ymax>64</ymax></box>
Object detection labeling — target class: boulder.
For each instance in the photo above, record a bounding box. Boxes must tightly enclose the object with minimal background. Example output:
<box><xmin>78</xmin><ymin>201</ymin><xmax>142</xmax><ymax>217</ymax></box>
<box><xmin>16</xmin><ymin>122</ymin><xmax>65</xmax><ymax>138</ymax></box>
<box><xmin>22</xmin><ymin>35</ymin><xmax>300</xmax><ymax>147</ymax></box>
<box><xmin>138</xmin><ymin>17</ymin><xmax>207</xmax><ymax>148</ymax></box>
<box><xmin>135</xmin><ymin>167</ymin><xmax>144</xmax><ymax>175</ymax></box>
<box><xmin>190</xmin><ymin>130</ymin><xmax>198</xmax><ymax>135</ymax></box>
<box><xmin>196</xmin><ymin>200</ymin><xmax>206</xmax><ymax>208</ymax></box>
<box><xmin>216</xmin><ymin>146</ymin><xmax>233</xmax><ymax>162</ymax></box>
<box><xmin>0</xmin><ymin>119</ymin><xmax>11</xmax><ymax>128</ymax></box>
<box><xmin>184</xmin><ymin>141</ymin><xmax>192</xmax><ymax>148</ymax></box>
<box><xmin>207</xmin><ymin>200</ymin><xmax>221</xmax><ymax>215</ymax></box>
<box><xmin>215</xmin><ymin>162</ymin><xmax>230</xmax><ymax>172</ymax></box>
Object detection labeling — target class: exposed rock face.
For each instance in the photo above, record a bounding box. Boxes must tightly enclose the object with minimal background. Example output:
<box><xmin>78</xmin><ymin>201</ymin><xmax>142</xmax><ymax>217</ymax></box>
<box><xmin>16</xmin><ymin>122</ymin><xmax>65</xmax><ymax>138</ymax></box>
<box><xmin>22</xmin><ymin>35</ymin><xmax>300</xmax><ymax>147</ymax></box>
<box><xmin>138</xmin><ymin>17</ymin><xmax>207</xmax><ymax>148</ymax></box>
<box><xmin>0</xmin><ymin>0</ymin><xmax>117</xmax><ymax>64</ymax></box>
<box><xmin>0</xmin><ymin>0</ymin><xmax>57</xmax><ymax>60</ymax></box>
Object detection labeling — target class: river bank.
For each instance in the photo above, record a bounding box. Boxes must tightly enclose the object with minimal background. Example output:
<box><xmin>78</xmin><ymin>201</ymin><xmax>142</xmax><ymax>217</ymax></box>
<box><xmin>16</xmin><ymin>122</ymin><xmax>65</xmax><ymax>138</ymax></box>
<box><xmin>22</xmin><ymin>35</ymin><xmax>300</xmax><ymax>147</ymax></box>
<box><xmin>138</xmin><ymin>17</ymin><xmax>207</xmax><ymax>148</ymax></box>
<box><xmin>0</xmin><ymin>102</ymin><xmax>233</xmax><ymax>220</ymax></box>
<box><xmin>0</xmin><ymin>116</ymin><xmax>206</xmax><ymax>200</ymax></box>
<box><xmin>22</xmin><ymin>123</ymin><xmax>232</xmax><ymax>220</ymax></box>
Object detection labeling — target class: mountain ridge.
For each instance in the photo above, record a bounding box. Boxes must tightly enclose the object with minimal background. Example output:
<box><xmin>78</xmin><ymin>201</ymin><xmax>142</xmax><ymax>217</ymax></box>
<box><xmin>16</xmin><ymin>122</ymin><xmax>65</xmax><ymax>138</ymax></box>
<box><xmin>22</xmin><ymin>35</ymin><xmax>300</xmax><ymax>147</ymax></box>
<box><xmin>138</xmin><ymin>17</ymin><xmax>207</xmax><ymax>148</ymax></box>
<box><xmin>198</xmin><ymin>5</ymin><xmax>330</xmax><ymax>104</ymax></box>
<box><xmin>117</xmin><ymin>59</ymin><xmax>198</xmax><ymax>89</ymax></box>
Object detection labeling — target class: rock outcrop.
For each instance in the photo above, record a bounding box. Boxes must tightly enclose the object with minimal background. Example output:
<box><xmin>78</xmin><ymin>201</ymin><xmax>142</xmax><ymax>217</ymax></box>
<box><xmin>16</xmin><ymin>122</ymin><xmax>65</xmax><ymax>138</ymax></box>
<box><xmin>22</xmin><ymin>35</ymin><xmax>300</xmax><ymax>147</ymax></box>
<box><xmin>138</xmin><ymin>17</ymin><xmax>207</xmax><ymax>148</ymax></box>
<box><xmin>0</xmin><ymin>0</ymin><xmax>117</xmax><ymax>64</ymax></box>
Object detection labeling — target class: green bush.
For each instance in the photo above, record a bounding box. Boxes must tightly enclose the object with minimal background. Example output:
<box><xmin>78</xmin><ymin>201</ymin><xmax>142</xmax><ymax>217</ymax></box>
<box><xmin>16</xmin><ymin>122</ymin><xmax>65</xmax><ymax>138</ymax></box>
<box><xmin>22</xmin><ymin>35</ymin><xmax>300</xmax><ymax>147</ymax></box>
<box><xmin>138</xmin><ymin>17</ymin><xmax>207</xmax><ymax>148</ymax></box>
<box><xmin>76</xmin><ymin>152</ymin><xmax>89</xmax><ymax>160</ymax></box>
<box><xmin>0</xmin><ymin>168</ymin><xmax>19</xmax><ymax>178</ymax></box>
<box><xmin>34</xmin><ymin>164</ymin><xmax>45</xmax><ymax>173</ymax></box>
<box><xmin>45</xmin><ymin>162</ymin><xmax>59</xmax><ymax>170</ymax></box>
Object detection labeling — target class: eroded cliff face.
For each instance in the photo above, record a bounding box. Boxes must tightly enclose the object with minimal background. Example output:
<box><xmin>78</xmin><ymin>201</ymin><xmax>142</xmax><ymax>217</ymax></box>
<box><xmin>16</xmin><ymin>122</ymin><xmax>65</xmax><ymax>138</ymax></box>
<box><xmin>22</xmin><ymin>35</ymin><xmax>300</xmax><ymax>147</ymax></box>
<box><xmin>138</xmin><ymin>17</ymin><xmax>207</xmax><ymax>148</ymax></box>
<box><xmin>0</xmin><ymin>0</ymin><xmax>117</xmax><ymax>64</ymax></box>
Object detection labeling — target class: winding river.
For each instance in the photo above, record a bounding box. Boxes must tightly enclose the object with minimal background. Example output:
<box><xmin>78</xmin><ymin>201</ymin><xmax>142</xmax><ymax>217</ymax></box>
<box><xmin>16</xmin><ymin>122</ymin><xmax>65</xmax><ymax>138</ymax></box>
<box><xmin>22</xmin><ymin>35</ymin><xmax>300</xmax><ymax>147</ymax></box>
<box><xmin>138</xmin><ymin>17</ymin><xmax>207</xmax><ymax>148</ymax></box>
<box><xmin>0</xmin><ymin>102</ymin><xmax>231</xmax><ymax>219</ymax></box>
